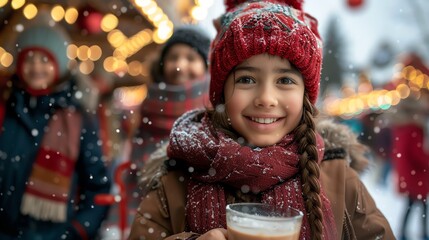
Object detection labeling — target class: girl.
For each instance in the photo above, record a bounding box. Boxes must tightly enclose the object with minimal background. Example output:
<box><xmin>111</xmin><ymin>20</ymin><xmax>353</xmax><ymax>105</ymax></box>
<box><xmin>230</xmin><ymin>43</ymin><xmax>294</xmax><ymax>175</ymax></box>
<box><xmin>122</xmin><ymin>25</ymin><xmax>211</xmax><ymax>237</ymax></box>
<box><xmin>0</xmin><ymin>25</ymin><xmax>111</xmax><ymax>239</ymax></box>
<box><xmin>129</xmin><ymin>1</ymin><xmax>394</xmax><ymax>239</ymax></box>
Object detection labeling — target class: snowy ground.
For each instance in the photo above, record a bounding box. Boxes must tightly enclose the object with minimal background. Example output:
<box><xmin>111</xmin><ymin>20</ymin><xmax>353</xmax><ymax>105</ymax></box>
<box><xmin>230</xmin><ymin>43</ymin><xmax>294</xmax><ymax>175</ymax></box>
<box><xmin>361</xmin><ymin>164</ymin><xmax>425</xmax><ymax>240</ymax></box>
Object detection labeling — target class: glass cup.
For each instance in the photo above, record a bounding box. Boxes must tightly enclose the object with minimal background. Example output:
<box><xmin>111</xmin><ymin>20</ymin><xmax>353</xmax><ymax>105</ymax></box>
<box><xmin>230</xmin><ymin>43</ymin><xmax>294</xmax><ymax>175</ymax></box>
<box><xmin>226</xmin><ymin>203</ymin><xmax>303</xmax><ymax>240</ymax></box>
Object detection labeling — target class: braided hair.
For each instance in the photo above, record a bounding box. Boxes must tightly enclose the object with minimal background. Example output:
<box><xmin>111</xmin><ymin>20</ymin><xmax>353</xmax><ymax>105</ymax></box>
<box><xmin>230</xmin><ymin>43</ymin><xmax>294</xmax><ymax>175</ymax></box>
<box><xmin>294</xmin><ymin>93</ymin><xmax>323</xmax><ymax>240</ymax></box>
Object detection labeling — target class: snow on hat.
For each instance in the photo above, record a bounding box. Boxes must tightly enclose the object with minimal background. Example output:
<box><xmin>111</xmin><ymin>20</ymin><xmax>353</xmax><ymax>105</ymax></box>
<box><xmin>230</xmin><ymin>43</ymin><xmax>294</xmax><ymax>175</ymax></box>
<box><xmin>16</xmin><ymin>25</ymin><xmax>71</xmax><ymax>84</ymax></box>
<box><xmin>160</xmin><ymin>25</ymin><xmax>211</xmax><ymax>68</ymax></box>
<box><xmin>224</xmin><ymin>0</ymin><xmax>304</xmax><ymax>11</ymax></box>
<box><xmin>210</xmin><ymin>0</ymin><xmax>322</xmax><ymax>106</ymax></box>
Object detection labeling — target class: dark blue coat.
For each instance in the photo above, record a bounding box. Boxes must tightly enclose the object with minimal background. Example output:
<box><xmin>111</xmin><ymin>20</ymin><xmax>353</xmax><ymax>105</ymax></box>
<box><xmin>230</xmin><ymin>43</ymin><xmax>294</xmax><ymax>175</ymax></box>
<box><xmin>0</xmin><ymin>76</ymin><xmax>111</xmax><ymax>240</ymax></box>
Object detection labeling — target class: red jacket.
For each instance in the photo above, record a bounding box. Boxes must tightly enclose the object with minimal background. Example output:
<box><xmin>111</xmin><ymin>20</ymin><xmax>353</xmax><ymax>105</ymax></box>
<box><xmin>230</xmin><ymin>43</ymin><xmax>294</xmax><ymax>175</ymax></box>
<box><xmin>391</xmin><ymin>123</ymin><xmax>429</xmax><ymax>199</ymax></box>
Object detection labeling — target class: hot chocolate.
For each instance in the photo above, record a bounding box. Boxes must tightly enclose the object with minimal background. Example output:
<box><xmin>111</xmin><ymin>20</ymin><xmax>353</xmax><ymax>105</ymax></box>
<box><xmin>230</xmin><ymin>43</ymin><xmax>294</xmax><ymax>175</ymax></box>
<box><xmin>228</xmin><ymin>225</ymin><xmax>300</xmax><ymax>240</ymax></box>
<box><xmin>226</xmin><ymin>203</ymin><xmax>303</xmax><ymax>240</ymax></box>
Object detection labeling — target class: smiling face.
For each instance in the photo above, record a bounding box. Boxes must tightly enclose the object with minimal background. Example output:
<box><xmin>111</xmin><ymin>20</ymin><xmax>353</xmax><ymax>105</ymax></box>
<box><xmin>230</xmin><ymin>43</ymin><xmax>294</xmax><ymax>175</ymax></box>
<box><xmin>163</xmin><ymin>43</ymin><xmax>207</xmax><ymax>85</ymax></box>
<box><xmin>224</xmin><ymin>54</ymin><xmax>305</xmax><ymax>147</ymax></box>
<box><xmin>21</xmin><ymin>50</ymin><xmax>56</xmax><ymax>90</ymax></box>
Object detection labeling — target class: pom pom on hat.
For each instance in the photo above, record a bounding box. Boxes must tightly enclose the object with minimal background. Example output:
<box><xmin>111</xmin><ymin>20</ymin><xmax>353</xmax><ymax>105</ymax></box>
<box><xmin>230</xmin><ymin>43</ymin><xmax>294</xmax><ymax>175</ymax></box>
<box><xmin>210</xmin><ymin>1</ymin><xmax>322</xmax><ymax>106</ymax></box>
<box><xmin>224</xmin><ymin>0</ymin><xmax>304</xmax><ymax>11</ymax></box>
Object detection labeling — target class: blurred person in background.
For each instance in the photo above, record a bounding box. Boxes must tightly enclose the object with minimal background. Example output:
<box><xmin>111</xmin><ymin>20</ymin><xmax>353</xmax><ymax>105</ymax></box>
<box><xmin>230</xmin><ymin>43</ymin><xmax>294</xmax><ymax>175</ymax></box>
<box><xmin>359</xmin><ymin>111</ymin><xmax>394</xmax><ymax>186</ymax></box>
<box><xmin>372</xmin><ymin>113</ymin><xmax>393</xmax><ymax>186</ymax></box>
<box><xmin>104</xmin><ymin>25</ymin><xmax>212</xmax><ymax>237</ymax></box>
<box><xmin>390</xmin><ymin>88</ymin><xmax>429</xmax><ymax>240</ymax></box>
<box><xmin>130</xmin><ymin>25</ymin><xmax>211</xmax><ymax>170</ymax></box>
<box><xmin>0</xmin><ymin>24</ymin><xmax>111</xmax><ymax>240</ymax></box>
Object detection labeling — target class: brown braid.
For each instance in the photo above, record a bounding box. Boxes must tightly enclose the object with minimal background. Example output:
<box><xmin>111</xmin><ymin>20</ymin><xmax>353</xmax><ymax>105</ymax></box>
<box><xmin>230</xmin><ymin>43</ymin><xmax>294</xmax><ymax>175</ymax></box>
<box><xmin>294</xmin><ymin>93</ymin><xmax>324</xmax><ymax>240</ymax></box>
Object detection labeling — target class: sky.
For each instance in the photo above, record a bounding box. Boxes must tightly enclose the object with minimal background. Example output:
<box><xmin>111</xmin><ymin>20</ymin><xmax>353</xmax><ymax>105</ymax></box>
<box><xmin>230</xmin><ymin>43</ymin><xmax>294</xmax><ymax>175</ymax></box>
<box><xmin>200</xmin><ymin>0</ymin><xmax>429</xmax><ymax>86</ymax></box>
<box><xmin>306</xmin><ymin>0</ymin><xmax>429</xmax><ymax>66</ymax></box>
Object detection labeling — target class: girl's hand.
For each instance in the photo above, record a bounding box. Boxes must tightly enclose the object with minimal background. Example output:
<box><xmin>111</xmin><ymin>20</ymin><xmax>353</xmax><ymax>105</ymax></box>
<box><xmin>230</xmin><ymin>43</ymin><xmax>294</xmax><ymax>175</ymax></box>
<box><xmin>197</xmin><ymin>228</ymin><xmax>228</xmax><ymax>240</ymax></box>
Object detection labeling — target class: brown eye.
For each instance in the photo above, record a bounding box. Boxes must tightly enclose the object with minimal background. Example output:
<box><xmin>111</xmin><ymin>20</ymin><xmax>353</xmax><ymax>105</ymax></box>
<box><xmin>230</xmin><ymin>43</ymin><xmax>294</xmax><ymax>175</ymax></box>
<box><xmin>187</xmin><ymin>51</ymin><xmax>200</xmax><ymax>62</ymax></box>
<box><xmin>187</xmin><ymin>55</ymin><xmax>196</xmax><ymax>62</ymax></box>
<box><xmin>235</xmin><ymin>76</ymin><xmax>255</xmax><ymax>84</ymax></box>
<box><xmin>277</xmin><ymin>77</ymin><xmax>295</xmax><ymax>85</ymax></box>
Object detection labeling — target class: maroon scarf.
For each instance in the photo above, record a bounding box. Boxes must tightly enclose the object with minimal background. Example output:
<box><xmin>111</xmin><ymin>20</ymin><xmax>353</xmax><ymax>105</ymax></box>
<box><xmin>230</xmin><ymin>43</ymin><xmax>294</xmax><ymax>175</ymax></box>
<box><xmin>168</xmin><ymin>110</ymin><xmax>336</xmax><ymax>239</ymax></box>
<box><xmin>139</xmin><ymin>77</ymin><xmax>210</xmax><ymax>137</ymax></box>
<box><xmin>134</xmin><ymin>78</ymin><xmax>209</xmax><ymax>163</ymax></box>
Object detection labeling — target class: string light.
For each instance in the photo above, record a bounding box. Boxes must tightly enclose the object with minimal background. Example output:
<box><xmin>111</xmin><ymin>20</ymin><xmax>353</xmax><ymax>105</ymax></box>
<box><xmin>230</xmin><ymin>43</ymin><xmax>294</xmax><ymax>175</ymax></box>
<box><xmin>0</xmin><ymin>0</ymin><xmax>210</xmax><ymax>78</ymax></box>
<box><xmin>324</xmin><ymin>65</ymin><xmax>429</xmax><ymax>117</ymax></box>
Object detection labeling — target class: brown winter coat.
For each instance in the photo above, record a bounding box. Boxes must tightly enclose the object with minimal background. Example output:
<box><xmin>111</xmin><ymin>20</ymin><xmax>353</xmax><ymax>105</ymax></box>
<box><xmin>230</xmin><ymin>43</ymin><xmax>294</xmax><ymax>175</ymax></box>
<box><xmin>129</xmin><ymin>118</ymin><xmax>395</xmax><ymax>240</ymax></box>
<box><xmin>129</xmin><ymin>158</ymin><xmax>394</xmax><ymax>240</ymax></box>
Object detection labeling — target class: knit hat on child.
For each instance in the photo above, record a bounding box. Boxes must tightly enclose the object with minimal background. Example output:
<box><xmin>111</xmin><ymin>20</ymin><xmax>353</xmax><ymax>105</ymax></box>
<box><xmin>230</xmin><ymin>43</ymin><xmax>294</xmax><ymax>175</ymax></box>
<box><xmin>15</xmin><ymin>25</ymin><xmax>71</xmax><ymax>84</ymax></box>
<box><xmin>209</xmin><ymin>0</ymin><xmax>322</xmax><ymax>106</ymax></box>
<box><xmin>160</xmin><ymin>25</ymin><xmax>211</xmax><ymax>69</ymax></box>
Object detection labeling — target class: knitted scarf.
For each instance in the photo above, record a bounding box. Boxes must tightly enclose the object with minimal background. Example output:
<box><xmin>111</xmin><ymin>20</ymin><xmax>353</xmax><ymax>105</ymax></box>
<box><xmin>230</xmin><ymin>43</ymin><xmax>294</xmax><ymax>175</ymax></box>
<box><xmin>168</xmin><ymin>110</ymin><xmax>336</xmax><ymax>239</ymax></box>
<box><xmin>134</xmin><ymin>78</ymin><xmax>209</xmax><ymax>163</ymax></box>
<box><xmin>20</xmin><ymin>108</ymin><xmax>82</xmax><ymax>222</ymax></box>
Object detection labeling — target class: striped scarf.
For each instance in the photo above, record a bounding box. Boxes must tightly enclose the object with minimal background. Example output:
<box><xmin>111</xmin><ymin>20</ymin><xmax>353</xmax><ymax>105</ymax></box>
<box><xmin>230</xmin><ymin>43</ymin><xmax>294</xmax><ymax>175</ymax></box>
<box><xmin>20</xmin><ymin>108</ymin><xmax>82</xmax><ymax>222</ymax></box>
<box><xmin>134</xmin><ymin>78</ymin><xmax>209</xmax><ymax>163</ymax></box>
<box><xmin>168</xmin><ymin>110</ymin><xmax>337</xmax><ymax>239</ymax></box>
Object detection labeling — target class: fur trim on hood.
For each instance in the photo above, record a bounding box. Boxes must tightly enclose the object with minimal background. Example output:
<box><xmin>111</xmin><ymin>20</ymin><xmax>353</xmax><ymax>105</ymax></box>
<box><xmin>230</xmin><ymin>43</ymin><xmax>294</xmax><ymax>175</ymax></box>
<box><xmin>316</xmin><ymin>118</ymin><xmax>369</xmax><ymax>173</ymax></box>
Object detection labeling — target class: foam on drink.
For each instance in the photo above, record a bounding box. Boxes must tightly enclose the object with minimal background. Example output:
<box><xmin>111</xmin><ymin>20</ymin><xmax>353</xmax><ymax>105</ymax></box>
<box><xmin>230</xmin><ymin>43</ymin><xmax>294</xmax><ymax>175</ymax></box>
<box><xmin>226</xmin><ymin>203</ymin><xmax>302</xmax><ymax>240</ymax></box>
<box><xmin>228</xmin><ymin>225</ymin><xmax>300</xmax><ymax>240</ymax></box>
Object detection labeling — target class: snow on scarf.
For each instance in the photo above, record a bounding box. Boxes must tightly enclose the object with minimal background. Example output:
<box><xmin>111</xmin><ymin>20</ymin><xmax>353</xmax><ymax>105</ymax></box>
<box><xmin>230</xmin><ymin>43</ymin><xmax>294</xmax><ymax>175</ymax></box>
<box><xmin>168</xmin><ymin>109</ymin><xmax>336</xmax><ymax>239</ymax></box>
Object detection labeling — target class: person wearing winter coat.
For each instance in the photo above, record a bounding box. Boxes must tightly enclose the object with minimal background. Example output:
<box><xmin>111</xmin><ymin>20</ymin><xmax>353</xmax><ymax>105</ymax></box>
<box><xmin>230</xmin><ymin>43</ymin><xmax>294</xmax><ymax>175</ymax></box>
<box><xmin>390</xmin><ymin>88</ymin><xmax>429</xmax><ymax>240</ymax></box>
<box><xmin>130</xmin><ymin>25</ymin><xmax>211</xmax><ymax>168</ymax></box>
<box><xmin>0</xmin><ymin>25</ymin><xmax>111</xmax><ymax>240</ymax></box>
<box><xmin>117</xmin><ymin>25</ymin><xmax>212</xmax><ymax>235</ymax></box>
<box><xmin>129</xmin><ymin>0</ymin><xmax>394</xmax><ymax>239</ymax></box>
<box><xmin>132</xmin><ymin>116</ymin><xmax>393</xmax><ymax>240</ymax></box>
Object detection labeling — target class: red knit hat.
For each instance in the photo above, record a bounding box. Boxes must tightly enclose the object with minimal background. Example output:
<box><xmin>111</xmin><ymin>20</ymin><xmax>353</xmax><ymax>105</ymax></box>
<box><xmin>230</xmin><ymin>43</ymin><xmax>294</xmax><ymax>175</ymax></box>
<box><xmin>210</xmin><ymin>0</ymin><xmax>322</xmax><ymax>106</ymax></box>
